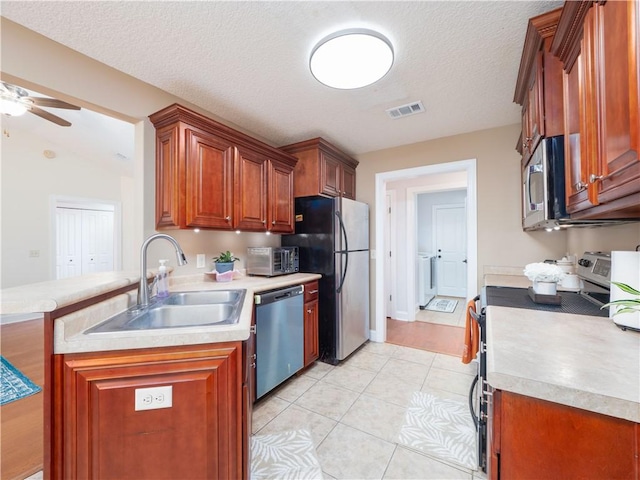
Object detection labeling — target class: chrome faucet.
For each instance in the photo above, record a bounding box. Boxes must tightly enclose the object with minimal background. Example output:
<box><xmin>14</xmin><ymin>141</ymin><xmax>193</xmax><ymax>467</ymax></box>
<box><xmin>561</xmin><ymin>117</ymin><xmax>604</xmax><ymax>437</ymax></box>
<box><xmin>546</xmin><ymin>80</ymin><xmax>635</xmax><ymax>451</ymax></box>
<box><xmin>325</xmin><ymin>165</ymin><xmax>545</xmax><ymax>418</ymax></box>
<box><xmin>137</xmin><ymin>233</ymin><xmax>187</xmax><ymax>307</ymax></box>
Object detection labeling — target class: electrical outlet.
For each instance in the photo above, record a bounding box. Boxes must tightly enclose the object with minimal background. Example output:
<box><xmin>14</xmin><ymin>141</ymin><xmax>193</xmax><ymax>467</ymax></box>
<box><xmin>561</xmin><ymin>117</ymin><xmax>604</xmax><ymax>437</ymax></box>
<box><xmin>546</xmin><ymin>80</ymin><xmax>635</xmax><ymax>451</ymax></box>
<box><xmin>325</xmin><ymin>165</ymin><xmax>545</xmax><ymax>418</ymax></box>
<box><xmin>196</xmin><ymin>254</ymin><xmax>206</xmax><ymax>268</ymax></box>
<box><xmin>135</xmin><ymin>386</ymin><xmax>172</xmax><ymax>411</ymax></box>
<box><xmin>29</xmin><ymin>250</ymin><xmax>40</xmax><ymax>258</ymax></box>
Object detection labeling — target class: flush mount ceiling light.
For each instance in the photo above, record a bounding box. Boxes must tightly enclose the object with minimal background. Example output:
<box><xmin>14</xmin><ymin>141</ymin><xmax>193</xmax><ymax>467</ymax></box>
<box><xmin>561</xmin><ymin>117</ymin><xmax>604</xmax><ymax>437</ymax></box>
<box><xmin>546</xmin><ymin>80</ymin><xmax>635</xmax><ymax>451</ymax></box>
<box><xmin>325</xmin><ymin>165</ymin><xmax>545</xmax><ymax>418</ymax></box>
<box><xmin>310</xmin><ymin>28</ymin><xmax>394</xmax><ymax>89</ymax></box>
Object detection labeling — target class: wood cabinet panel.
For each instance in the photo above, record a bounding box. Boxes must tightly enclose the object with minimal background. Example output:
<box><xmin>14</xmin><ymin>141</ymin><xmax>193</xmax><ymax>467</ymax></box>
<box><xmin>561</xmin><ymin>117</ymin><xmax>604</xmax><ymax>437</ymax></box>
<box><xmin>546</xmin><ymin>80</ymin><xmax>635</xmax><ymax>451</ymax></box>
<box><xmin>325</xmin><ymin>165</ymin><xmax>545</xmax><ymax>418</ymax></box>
<box><xmin>553</xmin><ymin>0</ymin><xmax>640</xmax><ymax>219</ymax></box>
<box><xmin>268</xmin><ymin>160</ymin><xmax>295</xmax><ymax>233</ymax></box>
<box><xmin>490</xmin><ymin>390</ymin><xmax>639</xmax><ymax>480</ymax></box>
<box><xmin>186</xmin><ymin>128</ymin><xmax>234</xmax><ymax>229</ymax></box>
<box><xmin>235</xmin><ymin>148</ymin><xmax>268</xmax><ymax>231</ymax></box>
<box><xmin>57</xmin><ymin>343</ymin><xmax>244</xmax><ymax>480</ymax></box>
<box><xmin>155</xmin><ymin>124</ymin><xmax>181</xmax><ymax>228</ymax></box>
<box><xmin>303</xmin><ymin>280</ymin><xmax>319</xmax><ymax>367</ymax></box>
<box><xmin>514</xmin><ymin>8</ymin><xmax>564</xmax><ymax>163</ymax></box>
<box><xmin>281</xmin><ymin>137</ymin><xmax>358</xmax><ymax>200</ymax></box>
<box><xmin>150</xmin><ymin>104</ymin><xmax>297</xmax><ymax>232</ymax></box>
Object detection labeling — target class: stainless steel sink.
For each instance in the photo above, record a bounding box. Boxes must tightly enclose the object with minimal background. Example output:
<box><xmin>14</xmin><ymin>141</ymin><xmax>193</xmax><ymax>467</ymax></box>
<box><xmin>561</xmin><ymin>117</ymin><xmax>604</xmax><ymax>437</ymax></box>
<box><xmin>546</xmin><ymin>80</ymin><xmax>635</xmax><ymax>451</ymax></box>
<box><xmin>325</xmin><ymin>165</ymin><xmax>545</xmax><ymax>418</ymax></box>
<box><xmin>85</xmin><ymin>289</ymin><xmax>246</xmax><ymax>334</ymax></box>
<box><xmin>164</xmin><ymin>290</ymin><xmax>242</xmax><ymax>305</ymax></box>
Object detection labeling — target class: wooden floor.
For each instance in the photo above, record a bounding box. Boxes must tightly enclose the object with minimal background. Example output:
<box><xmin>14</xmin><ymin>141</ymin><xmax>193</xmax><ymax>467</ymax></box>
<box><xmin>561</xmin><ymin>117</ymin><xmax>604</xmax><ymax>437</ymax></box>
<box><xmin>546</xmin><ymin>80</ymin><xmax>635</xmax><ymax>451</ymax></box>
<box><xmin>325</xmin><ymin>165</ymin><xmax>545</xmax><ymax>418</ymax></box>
<box><xmin>1</xmin><ymin>319</ymin><xmax>44</xmax><ymax>480</ymax></box>
<box><xmin>386</xmin><ymin>317</ymin><xmax>465</xmax><ymax>357</ymax></box>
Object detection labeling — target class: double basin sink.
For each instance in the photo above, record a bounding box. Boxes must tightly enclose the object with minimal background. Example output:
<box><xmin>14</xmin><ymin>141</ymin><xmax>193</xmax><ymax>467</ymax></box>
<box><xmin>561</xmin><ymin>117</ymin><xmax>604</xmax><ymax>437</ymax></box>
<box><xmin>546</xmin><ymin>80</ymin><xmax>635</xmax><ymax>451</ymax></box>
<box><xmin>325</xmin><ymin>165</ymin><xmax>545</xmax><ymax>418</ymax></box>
<box><xmin>85</xmin><ymin>290</ymin><xmax>246</xmax><ymax>334</ymax></box>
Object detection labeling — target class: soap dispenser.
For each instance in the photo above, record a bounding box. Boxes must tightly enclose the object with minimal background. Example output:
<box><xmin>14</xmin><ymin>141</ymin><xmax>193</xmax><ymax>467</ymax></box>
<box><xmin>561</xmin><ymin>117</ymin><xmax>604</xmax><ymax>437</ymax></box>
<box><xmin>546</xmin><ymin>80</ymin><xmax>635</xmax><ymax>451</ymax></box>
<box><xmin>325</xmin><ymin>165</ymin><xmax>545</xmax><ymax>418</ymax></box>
<box><xmin>157</xmin><ymin>259</ymin><xmax>169</xmax><ymax>298</ymax></box>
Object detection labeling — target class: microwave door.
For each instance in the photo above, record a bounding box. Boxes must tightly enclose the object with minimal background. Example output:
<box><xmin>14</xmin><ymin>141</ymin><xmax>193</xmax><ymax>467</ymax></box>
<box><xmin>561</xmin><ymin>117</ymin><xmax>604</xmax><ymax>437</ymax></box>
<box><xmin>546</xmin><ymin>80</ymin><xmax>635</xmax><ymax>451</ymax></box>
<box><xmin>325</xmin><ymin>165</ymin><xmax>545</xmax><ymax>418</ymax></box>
<box><xmin>523</xmin><ymin>145</ymin><xmax>549</xmax><ymax>229</ymax></box>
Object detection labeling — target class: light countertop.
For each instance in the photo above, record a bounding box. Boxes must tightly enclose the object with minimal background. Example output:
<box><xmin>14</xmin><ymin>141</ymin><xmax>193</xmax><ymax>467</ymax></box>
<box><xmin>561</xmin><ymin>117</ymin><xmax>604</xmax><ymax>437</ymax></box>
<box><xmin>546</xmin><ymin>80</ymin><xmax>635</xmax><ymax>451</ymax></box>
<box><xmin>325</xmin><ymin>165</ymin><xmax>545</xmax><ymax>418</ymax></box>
<box><xmin>484</xmin><ymin>270</ymin><xmax>639</xmax><ymax>423</ymax></box>
<box><xmin>1</xmin><ymin>271</ymin><xmax>321</xmax><ymax>355</ymax></box>
<box><xmin>486</xmin><ymin>306</ymin><xmax>640</xmax><ymax>423</ymax></box>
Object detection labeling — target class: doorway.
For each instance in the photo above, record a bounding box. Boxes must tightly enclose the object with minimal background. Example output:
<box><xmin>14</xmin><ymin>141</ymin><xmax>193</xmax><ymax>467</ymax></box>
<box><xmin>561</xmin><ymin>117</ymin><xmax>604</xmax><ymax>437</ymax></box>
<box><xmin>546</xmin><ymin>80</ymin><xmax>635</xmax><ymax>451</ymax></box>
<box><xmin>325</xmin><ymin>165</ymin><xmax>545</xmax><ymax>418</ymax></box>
<box><xmin>373</xmin><ymin>159</ymin><xmax>478</xmax><ymax>343</ymax></box>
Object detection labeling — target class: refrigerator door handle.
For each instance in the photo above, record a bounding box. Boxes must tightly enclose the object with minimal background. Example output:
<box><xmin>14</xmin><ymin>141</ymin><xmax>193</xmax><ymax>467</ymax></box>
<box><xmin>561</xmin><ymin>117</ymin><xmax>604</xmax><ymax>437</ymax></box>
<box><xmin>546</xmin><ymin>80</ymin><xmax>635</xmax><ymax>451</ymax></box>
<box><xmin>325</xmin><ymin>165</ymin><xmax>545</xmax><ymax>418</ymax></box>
<box><xmin>335</xmin><ymin>211</ymin><xmax>349</xmax><ymax>252</ymax></box>
<box><xmin>335</xmin><ymin>211</ymin><xmax>349</xmax><ymax>293</ymax></box>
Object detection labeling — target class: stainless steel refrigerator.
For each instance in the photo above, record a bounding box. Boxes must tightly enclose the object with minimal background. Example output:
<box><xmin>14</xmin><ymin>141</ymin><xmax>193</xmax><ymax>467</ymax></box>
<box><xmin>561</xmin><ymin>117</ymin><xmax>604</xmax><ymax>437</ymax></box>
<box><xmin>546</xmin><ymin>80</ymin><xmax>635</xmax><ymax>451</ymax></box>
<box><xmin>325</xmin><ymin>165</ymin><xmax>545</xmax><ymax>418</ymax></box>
<box><xmin>282</xmin><ymin>196</ymin><xmax>369</xmax><ymax>364</ymax></box>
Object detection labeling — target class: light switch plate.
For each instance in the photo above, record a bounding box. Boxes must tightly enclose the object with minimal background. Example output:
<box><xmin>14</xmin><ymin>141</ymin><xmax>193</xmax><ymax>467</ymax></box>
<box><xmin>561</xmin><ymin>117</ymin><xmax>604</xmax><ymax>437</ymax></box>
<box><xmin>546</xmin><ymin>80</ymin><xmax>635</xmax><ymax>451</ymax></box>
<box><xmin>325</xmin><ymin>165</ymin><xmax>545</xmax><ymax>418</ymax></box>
<box><xmin>196</xmin><ymin>254</ymin><xmax>206</xmax><ymax>268</ymax></box>
<box><xmin>134</xmin><ymin>385</ymin><xmax>172</xmax><ymax>411</ymax></box>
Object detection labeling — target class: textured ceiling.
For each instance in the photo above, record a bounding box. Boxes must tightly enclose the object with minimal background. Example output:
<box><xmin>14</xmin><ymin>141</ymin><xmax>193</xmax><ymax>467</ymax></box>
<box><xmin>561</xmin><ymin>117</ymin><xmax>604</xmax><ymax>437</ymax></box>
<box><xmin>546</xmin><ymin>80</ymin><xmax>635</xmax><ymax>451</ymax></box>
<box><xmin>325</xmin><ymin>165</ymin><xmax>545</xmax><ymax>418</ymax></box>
<box><xmin>1</xmin><ymin>1</ymin><xmax>563</xmax><ymax>156</ymax></box>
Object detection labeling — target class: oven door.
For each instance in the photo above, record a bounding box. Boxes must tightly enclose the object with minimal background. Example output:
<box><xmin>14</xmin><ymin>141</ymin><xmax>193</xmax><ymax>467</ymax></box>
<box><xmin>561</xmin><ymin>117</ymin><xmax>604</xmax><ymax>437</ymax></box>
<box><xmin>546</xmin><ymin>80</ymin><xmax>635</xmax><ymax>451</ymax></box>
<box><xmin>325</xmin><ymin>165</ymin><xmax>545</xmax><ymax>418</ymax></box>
<box><xmin>467</xmin><ymin>298</ymin><xmax>487</xmax><ymax>472</ymax></box>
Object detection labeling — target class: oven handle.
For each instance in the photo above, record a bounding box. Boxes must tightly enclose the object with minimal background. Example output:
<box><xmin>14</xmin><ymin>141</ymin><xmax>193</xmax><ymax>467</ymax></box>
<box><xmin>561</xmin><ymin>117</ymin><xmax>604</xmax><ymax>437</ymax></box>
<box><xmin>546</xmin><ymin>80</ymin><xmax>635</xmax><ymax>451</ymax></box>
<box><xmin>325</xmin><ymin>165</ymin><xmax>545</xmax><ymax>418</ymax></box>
<box><xmin>469</xmin><ymin>373</ymin><xmax>479</xmax><ymax>428</ymax></box>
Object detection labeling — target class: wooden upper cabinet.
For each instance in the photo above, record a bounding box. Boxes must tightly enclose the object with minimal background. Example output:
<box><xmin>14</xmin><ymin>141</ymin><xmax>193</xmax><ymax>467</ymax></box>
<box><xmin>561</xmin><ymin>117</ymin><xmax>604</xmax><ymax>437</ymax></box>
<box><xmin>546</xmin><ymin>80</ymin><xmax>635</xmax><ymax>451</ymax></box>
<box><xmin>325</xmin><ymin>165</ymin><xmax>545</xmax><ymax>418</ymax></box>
<box><xmin>514</xmin><ymin>8</ymin><xmax>565</xmax><ymax>163</ymax></box>
<box><xmin>235</xmin><ymin>147</ymin><xmax>268</xmax><ymax>231</ymax></box>
<box><xmin>150</xmin><ymin>104</ymin><xmax>298</xmax><ymax>232</ymax></box>
<box><xmin>268</xmin><ymin>159</ymin><xmax>295</xmax><ymax>233</ymax></box>
<box><xmin>280</xmin><ymin>137</ymin><xmax>359</xmax><ymax>200</ymax></box>
<box><xmin>552</xmin><ymin>0</ymin><xmax>640</xmax><ymax>219</ymax></box>
<box><xmin>186</xmin><ymin>128</ymin><xmax>235</xmax><ymax>229</ymax></box>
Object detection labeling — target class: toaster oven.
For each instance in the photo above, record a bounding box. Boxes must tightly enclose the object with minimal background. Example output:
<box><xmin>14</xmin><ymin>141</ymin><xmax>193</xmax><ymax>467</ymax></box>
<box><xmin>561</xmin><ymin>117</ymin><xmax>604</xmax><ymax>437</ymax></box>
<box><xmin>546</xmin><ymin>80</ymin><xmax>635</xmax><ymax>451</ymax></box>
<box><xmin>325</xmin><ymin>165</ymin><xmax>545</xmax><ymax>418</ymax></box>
<box><xmin>246</xmin><ymin>247</ymin><xmax>299</xmax><ymax>276</ymax></box>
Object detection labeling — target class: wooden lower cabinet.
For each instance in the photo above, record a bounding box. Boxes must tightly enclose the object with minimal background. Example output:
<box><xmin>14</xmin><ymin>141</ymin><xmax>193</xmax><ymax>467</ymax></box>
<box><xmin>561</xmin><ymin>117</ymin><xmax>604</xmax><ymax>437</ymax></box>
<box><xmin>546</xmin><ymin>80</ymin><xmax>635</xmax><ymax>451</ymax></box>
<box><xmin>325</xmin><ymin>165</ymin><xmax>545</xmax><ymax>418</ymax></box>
<box><xmin>303</xmin><ymin>281</ymin><xmax>319</xmax><ymax>367</ymax></box>
<box><xmin>489</xmin><ymin>390</ymin><xmax>640</xmax><ymax>480</ymax></box>
<box><xmin>55</xmin><ymin>342</ymin><xmax>246</xmax><ymax>480</ymax></box>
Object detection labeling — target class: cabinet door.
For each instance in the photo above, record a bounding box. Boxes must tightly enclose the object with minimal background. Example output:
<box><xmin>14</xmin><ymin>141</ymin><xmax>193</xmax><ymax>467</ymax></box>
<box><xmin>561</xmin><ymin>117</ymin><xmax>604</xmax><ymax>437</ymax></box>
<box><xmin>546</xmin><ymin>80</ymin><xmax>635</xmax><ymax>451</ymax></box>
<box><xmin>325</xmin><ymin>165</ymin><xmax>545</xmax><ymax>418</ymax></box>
<box><xmin>235</xmin><ymin>148</ymin><xmax>268</xmax><ymax>231</ymax></box>
<box><xmin>341</xmin><ymin>164</ymin><xmax>357</xmax><ymax>200</ymax></box>
<box><xmin>60</xmin><ymin>344</ymin><xmax>243</xmax><ymax>479</ymax></box>
<box><xmin>155</xmin><ymin>124</ymin><xmax>181</xmax><ymax>228</ymax></box>
<box><xmin>303</xmin><ymin>300</ymin><xmax>319</xmax><ymax>367</ymax></box>
<box><xmin>494</xmin><ymin>391</ymin><xmax>638</xmax><ymax>479</ymax></box>
<box><xmin>268</xmin><ymin>160</ymin><xmax>295</xmax><ymax>233</ymax></box>
<box><xmin>185</xmin><ymin>128</ymin><xmax>235</xmax><ymax>229</ymax></box>
<box><xmin>563</xmin><ymin>51</ymin><xmax>593</xmax><ymax>213</ymax></box>
<box><xmin>591</xmin><ymin>0</ymin><xmax>640</xmax><ymax>205</ymax></box>
<box><xmin>303</xmin><ymin>281</ymin><xmax>319</xmax><ymax>367</ymax></box>
<box><xmin>525</xmin><ymin>52</ymin><xmax>545</xmax><ymax>158</ymax></box>
<box><xmin>320</xmin><ymin>152</ymin><xmax>342</xmax><ymax>197</ymax></box>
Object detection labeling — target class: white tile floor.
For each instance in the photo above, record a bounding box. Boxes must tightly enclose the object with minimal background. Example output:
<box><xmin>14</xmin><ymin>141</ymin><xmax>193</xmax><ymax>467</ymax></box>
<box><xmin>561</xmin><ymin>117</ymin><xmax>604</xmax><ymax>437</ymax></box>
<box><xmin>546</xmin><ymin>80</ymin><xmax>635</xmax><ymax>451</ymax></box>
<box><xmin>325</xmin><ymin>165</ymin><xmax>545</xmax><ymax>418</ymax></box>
<box><xmin>253</xmin><ymin>341</ymin><xmax>486</xmax><ymax>480</ymax></box>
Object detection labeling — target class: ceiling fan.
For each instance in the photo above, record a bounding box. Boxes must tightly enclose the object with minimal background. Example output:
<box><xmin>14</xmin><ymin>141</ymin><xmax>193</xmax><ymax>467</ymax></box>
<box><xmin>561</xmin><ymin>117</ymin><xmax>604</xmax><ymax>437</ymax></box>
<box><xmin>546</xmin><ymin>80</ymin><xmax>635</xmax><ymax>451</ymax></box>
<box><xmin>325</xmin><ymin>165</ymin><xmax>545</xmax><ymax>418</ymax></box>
<box><xmin>0</xmin><ymin>82</ymin><xmax>80</xmax><ymax>127</ymax></box>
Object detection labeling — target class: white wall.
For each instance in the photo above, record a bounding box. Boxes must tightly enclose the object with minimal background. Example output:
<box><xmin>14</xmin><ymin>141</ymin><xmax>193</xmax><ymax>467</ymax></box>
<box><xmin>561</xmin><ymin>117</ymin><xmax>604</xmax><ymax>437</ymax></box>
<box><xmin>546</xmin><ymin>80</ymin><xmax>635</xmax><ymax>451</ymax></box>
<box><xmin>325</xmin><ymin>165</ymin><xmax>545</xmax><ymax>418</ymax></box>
<box><xmin>0</xmin><ymin>125</ymin><xmax>134</xmax><ymax>288</ymax></box>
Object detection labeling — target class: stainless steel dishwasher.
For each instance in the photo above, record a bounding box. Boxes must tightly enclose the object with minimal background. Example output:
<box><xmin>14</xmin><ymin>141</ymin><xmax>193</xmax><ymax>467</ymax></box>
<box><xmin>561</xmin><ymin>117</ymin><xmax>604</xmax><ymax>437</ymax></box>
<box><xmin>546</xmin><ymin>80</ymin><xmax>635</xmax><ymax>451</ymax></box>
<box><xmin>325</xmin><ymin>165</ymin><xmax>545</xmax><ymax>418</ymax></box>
<box><xmin>254</xmin><ymin>284</ymin><xmax>304</xmax><ymax>399</ymax></box>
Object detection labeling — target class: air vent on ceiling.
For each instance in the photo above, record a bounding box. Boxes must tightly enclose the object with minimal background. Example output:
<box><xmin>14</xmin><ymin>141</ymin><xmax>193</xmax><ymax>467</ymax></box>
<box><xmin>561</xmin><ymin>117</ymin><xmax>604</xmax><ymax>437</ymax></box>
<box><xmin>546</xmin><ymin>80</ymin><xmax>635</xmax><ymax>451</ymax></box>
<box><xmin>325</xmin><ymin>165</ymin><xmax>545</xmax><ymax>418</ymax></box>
<box><xmin>386</xmin><ymin>101</ymin><xmax>425</xmax><ymax>119</ymax></box>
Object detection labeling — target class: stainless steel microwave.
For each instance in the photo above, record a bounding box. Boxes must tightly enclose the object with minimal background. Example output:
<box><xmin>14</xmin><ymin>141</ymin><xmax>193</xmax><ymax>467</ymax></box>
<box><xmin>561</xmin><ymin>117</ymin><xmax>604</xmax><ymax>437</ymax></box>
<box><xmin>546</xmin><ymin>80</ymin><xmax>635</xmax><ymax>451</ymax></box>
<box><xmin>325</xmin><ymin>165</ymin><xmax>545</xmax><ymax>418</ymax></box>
<box><xmin>522</xmin><ymin>135</ymin><xmax>568</xmax><ymax>231</ymax></box>
<box><xmin>246</xmin><ymin>246</ymin><xmax>299</xmax><ymax>276</ymax></box>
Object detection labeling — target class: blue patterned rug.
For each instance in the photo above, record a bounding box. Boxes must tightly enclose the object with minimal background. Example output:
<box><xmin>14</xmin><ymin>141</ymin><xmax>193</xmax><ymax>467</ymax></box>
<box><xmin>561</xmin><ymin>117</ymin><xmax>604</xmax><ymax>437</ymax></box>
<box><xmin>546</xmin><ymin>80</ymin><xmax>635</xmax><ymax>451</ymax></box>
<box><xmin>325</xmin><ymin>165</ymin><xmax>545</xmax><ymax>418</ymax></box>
<box><xmin>1</xmin><ymin>356</ymin><xmax>42</xmax><ymax>406</ymax></box>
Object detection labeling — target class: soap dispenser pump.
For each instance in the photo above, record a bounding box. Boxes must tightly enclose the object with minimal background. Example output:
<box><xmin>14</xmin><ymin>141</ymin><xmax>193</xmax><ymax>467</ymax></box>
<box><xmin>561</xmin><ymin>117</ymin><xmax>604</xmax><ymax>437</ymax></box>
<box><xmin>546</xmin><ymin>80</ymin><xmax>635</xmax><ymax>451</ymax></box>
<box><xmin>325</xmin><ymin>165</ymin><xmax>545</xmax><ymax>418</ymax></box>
<box><xmin>157</xmin><ymin>259</ymin><xmax>169</xmax><ymax>298</ymax></box>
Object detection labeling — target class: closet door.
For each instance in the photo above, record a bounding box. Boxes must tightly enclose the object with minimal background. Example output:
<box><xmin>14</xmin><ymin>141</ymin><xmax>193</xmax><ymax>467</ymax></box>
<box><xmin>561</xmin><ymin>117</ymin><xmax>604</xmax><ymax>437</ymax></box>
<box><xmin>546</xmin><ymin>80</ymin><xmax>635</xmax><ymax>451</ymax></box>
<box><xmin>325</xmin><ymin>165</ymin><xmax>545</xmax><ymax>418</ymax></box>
<box><xmin>56</xmin><ymin>208</ymin><xmax>82</xmax><ymax>279</ymax></box>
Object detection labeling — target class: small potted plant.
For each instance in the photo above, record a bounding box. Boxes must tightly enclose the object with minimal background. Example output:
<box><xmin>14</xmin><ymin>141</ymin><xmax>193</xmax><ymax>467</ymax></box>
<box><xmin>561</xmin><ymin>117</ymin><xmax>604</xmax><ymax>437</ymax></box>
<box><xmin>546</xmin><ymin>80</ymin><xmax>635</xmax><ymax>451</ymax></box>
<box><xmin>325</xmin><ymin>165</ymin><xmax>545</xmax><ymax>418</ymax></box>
<box><xmin>212</xmin><ymin>251</ymin><xmax>240</xmax><ymax>274</ymax></box>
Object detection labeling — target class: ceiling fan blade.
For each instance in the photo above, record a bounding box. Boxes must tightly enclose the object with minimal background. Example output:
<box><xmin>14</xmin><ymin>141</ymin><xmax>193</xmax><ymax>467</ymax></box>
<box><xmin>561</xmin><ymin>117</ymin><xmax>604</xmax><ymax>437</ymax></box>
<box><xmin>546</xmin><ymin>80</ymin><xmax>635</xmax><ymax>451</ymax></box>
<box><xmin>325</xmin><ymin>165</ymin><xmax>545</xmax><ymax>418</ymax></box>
<box><xmin>29</xmin><ymin>106</ymin><xmax>72</xmax><ymax>127</ymax></box>
<box><xmin>29</xmin><ymin>97</ymin><xmax>80</xmax><ymax>110</ymax></box>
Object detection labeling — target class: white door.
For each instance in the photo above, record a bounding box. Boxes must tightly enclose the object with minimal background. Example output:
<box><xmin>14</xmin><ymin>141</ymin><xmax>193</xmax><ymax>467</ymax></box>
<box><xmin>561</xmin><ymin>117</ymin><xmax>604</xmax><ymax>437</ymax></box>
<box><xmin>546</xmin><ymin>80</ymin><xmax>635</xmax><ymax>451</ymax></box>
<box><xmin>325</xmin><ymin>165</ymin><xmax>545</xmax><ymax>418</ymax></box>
<box><xmin>434</xmin><ymin>204</ymin><xmax>467</xmax><ymax>297</ymax></box>
<box><xmin>81</xmin><ymin>209</ymin><xmax>115</xmax><ymax>274</ymax></box>
<box><xmin>56</xmin><ymin>207</ymin><xmax>115</xmax><ymax>279</ymax></box>
<box><xmin>56</xmin><ymin>208</ymin><xmax>82</xmax><ymax>279</ymax></box>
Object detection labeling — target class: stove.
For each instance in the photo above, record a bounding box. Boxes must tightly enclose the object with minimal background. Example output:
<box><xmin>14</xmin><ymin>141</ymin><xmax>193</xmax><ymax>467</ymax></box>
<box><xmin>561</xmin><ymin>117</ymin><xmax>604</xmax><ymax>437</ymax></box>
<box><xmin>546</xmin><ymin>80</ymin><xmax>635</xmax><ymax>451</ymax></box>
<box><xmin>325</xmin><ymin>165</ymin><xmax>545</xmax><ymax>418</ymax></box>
<box><xmin>483</xmin><ymin>286</ymin><xmax>609</xmax><ymax>317</ymax></box>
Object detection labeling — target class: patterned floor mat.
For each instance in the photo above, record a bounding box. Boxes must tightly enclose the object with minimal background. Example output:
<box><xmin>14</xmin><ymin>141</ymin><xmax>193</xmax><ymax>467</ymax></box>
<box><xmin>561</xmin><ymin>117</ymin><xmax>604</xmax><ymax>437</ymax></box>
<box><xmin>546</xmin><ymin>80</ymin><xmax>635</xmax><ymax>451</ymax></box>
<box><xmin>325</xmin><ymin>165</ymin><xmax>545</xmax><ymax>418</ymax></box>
<box><xmin>1</xmin><ymin>356</ymin><xmax>41</xmax><ymax>406</ymax></box>
<box><xmin>398</xmin><ymin>391</ymin><xmax>476</xmax><ymax>470</ymax></box>
<box><xmin>251</xmin><ymin>429</ymin><xmax>323</xmax><ymax>479</ymax></box>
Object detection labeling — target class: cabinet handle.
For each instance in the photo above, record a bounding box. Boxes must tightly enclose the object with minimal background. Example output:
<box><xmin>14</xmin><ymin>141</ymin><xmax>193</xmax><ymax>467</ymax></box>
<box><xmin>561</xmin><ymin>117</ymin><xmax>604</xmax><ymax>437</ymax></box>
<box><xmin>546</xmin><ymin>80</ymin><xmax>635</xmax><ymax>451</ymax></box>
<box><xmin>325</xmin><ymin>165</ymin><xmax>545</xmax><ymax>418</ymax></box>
<box><xmin>574</xmin><ymin>181</ymin><xmax>587</xmax><ymax>191</ymax></box>
<box><xmin>250</xmin><ymin>325</ymin><xmax>256</xmax><ymax>334</ymax></box>
<box><xmin>307</xmin><ymin>309</ymin><xmax>312</xmax><ymax>314</ymax></box>
<box><xmin>308</xmin><ymin>290</ymin><xmax>318</xmax><ymax>294</ymax></box>
<box><xmin>262</xmin><ymin>219</ymin><xmax>266</xmax><ymax>224</ymax></box>
<box><xmin>272</xmin><ymin>220</ymin><xmax>276</xmax><ymax>225</ymax></box>
<box><xmin>225</xmin><ymin>216</ymin><xmax>231</xmax><ymax>222</ymax></box>
<box><xmin>251</xmin><ymin>362</ymin><xmax>256</xmax><ymax>369</ymax></box>
<box><xmin>589</xmin><ymin>174</ymin><xmax>603</xmax><ymax>184</ymax></box>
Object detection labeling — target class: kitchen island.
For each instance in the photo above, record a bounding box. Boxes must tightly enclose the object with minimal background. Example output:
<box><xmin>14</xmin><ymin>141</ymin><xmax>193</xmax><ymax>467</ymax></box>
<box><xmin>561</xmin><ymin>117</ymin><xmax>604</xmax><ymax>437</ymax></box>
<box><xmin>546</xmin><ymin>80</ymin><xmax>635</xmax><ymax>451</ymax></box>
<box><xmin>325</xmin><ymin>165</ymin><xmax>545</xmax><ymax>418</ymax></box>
<box><xmin>485</xmin><ymin>302</ymin><xmax>640</xmax><ymax>478</ymax></box>
<box><xmin>1</xmin><ymin>271</ymin><xmax>320</xmax><ymax>480</ymax></box>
